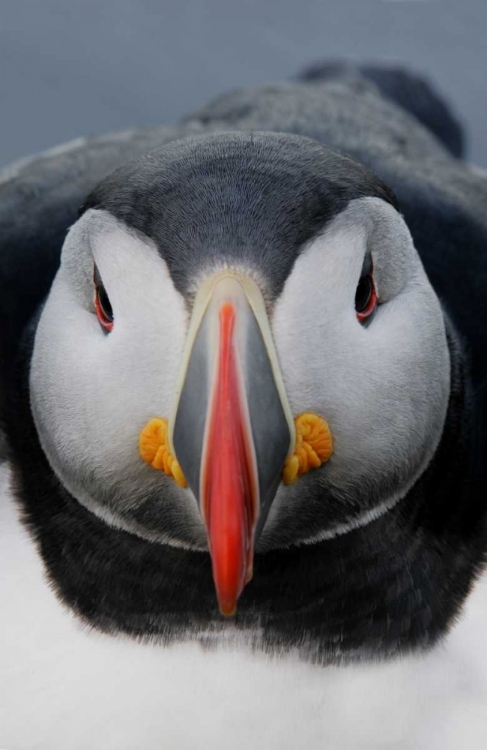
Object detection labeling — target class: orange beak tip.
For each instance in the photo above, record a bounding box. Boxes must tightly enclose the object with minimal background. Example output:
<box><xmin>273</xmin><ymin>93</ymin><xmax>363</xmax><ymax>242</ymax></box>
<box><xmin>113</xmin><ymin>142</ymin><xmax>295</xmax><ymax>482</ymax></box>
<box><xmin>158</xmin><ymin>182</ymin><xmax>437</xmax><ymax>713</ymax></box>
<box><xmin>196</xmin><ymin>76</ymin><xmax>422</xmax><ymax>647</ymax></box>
<box><xmin>218</xmin><ymin>600</ymin><xmax>238</xmax><ymax>617</ymax></box>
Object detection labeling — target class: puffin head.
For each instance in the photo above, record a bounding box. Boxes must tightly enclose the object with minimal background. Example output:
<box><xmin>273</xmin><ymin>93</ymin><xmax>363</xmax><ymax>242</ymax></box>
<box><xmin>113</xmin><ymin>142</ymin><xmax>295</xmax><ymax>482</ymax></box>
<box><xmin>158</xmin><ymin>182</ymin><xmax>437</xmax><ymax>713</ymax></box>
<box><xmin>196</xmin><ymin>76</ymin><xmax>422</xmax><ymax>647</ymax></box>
<box><xmin>29</xmin><ymin>132</ymin><xmax>450</xmax><ymax>616</ymax></box>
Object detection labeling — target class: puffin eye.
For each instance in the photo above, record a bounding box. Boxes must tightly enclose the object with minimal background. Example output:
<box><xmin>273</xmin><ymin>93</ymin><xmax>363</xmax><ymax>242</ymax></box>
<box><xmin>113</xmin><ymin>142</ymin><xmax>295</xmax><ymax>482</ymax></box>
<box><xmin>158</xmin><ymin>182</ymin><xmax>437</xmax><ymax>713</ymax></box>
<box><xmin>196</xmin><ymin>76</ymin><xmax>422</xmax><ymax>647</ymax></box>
<box><xmin>93</xmin><ymin>265</ymin><xmax>114</xmax><ymax>332</ymax></box>
<box><xmin>355</xmin><ymin>255</ymin><xmax>378</xmax><ymax>323</ymax></box>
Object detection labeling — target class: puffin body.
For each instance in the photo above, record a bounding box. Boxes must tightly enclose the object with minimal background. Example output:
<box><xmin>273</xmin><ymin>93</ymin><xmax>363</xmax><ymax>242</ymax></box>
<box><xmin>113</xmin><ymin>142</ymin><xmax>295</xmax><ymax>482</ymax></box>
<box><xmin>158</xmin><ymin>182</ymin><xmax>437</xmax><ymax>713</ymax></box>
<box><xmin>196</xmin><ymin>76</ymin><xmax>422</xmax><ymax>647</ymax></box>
<box><xmin>1</xmin><ymin>64</ymin><xmax>487</xmax><ymax>748</ymax></box>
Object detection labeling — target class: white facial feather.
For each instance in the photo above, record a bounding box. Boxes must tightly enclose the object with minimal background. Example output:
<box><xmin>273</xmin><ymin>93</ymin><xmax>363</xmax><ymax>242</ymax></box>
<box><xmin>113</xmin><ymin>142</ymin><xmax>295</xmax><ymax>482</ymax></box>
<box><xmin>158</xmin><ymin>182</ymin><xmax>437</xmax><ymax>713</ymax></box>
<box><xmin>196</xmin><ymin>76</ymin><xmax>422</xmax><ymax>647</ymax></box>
<box><xmin>30</xmin><ymin>198</ymin><xmax>450</xmax><ymax>550</ymax></box>
<box><xmin>268</xmin><ymin>198</ymin><xmax>450</xmax><ymax>543</ymax></box>
<box><xmin>30</xmin><ymin>209</ymin><xmax>206</xmax><ymax>549</ymax></box>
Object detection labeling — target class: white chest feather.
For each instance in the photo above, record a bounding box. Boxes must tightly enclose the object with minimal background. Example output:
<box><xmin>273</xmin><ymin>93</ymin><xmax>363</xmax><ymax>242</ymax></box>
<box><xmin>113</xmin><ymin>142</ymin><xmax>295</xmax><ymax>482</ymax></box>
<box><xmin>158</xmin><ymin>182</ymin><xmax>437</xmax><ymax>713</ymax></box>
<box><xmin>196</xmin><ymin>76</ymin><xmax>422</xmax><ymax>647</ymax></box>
<box><xmin>1</xmin><ymin>461</ymin><xmax>487</xmax><ymax>750</ymax></box>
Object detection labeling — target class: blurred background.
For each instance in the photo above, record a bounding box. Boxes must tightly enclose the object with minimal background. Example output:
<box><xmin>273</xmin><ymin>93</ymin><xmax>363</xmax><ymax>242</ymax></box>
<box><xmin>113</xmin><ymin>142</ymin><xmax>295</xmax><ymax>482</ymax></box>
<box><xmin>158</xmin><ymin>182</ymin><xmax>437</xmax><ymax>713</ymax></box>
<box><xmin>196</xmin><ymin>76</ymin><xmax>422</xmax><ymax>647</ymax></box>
<box><xmin>1</xmin><ymin>0</ymin><xmax>486</xmax><ymax>168</ymax></box>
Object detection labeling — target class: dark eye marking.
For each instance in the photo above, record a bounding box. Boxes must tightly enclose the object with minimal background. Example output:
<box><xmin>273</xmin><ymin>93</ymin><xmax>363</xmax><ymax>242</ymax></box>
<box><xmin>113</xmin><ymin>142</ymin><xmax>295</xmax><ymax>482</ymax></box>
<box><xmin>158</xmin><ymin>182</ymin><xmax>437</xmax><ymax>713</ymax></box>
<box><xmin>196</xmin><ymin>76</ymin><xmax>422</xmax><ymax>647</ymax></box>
<box><xmin>355</xmin><ymin>254</ymin><xmax>378</xmax><ymax>324</ymax></box>
<box><xmin>93</xmin><ymin>265</ymin><xmax>114</xmax><ymax>332</ymax></box>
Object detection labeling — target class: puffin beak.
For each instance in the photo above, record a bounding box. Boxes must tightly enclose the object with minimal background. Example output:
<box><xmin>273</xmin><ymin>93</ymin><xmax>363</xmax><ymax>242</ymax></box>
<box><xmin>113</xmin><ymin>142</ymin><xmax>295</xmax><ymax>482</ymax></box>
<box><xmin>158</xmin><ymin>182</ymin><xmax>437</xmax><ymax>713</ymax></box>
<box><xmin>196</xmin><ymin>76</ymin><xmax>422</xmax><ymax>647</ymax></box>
<box><xmin>168</xmin><ymin>274</ymin><xmax>295</xmax><ymax>616</ymax></box>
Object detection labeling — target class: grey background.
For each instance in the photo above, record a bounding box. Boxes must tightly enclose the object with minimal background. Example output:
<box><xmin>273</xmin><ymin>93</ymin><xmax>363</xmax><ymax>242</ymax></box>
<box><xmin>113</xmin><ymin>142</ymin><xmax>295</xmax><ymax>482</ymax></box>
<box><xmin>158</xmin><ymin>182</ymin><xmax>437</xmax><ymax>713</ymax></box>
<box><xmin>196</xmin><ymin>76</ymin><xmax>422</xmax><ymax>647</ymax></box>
<box><xmin>1</xmin><ymin>0</ymin><xmax>486</xmax><ymax>168</ymax></box>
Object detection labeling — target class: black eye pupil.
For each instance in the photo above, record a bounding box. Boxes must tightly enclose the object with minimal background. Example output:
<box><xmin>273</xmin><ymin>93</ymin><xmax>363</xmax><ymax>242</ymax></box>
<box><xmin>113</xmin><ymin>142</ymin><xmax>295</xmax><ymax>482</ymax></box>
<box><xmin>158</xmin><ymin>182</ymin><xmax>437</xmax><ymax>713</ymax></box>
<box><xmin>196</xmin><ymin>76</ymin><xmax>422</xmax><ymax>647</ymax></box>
<box><xmin>355</xmin><ymin>274</ymin><xmax>373</xmax><ymax>313</ymax></box>
<box><xmin>97</xmin><ymin>285</ymin><xmax>113</xmax><ymax>322</ymax></box>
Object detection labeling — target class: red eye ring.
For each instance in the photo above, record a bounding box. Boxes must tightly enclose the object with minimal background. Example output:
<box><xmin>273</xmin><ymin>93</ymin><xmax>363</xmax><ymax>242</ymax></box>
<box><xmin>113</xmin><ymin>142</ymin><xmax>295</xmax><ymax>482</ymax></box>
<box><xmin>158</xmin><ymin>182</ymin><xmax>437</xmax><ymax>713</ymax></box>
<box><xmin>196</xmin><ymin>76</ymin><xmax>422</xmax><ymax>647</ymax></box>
<box><xmin>94</xmin><ymin>286</ymin><xmax>114</xmax><ymax>332</ymax></box>
<box><xmin>356</xmin><ymin>274</ymin><xmax>378</xmax><ymax>323</ymax></box>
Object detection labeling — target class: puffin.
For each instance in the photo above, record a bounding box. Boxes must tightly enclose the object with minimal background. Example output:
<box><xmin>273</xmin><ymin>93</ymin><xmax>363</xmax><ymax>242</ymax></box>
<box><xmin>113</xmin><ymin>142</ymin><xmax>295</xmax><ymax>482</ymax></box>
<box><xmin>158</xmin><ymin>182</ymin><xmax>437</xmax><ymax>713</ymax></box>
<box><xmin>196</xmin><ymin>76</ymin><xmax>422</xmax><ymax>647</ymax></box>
<box><xmin>1</xmin><ymin>62</ymin><xmax>487</xmax><ymax>749</ymax></box>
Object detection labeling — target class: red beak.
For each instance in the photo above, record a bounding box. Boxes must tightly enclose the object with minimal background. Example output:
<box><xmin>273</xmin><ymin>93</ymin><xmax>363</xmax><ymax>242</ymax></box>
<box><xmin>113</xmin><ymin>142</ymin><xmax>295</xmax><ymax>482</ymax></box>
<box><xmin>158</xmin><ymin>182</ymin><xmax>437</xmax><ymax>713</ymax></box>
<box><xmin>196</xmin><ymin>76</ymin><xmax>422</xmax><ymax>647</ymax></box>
<box><xmin>201</xmin><ymin>302</ymin><xmax>258</xmax><ymax>615</ymax></box>
<box><xmin>169</xmin><ymin>274</ymin><xmax>295</xmax><ymax>616</ymax></box>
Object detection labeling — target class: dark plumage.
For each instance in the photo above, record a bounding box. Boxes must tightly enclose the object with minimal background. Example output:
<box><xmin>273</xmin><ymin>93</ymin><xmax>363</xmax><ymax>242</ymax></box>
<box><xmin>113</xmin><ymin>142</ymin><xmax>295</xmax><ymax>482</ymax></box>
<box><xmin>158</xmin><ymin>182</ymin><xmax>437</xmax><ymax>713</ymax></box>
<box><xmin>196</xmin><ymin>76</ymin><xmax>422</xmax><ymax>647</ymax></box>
<box><xmin>299</xmin><ymin>61</ymin><xmax>465</xmax><ymax>158</ymax></box>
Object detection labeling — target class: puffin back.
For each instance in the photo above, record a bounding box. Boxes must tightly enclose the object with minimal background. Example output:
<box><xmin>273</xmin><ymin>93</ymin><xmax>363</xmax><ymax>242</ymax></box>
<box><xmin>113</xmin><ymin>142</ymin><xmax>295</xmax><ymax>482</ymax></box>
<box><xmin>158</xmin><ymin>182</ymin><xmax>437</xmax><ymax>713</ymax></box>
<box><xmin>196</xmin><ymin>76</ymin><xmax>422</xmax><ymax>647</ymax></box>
<box><xmin>299</xmin><ymin>60</ymin><xmax>465</xmax><ymax>158</ymax></box>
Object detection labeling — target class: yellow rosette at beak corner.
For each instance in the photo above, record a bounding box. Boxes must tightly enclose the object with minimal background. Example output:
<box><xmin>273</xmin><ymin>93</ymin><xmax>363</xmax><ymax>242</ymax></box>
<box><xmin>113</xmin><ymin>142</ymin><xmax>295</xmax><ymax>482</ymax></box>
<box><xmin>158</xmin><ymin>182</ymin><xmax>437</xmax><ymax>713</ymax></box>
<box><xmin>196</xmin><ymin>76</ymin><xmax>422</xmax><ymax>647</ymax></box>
<box><xmin>139</xmin><ymin>411</ymin><xmax>333</xmax><ymax>488</ymax></box>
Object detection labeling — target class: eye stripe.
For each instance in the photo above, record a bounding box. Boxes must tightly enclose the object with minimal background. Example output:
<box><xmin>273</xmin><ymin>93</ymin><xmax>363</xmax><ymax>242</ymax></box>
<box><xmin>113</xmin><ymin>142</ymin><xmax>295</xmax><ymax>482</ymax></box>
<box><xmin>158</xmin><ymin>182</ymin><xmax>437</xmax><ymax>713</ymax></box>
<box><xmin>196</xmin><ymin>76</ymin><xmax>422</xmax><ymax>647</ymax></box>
<box><xmin>93</xmin><ymin>264</ymin><xmax>103</xmax><ymax>288</ymax></box>
<box><xmin>355</xmin><ymin>251</ymin><xmax>377</xmax><ymax>324</ymax></box>
<box><xmin>361</xmin><ymin>251</ymin><xmax>373</xmax><ymax>278</ymax></box>
<box><xmin>355</xmin><ymin>272</ymin><xmax>378</xmax><ymax>324</ymax></box>
<box><xmin>93</xmin><ymin>265</ymin><xmax>114</xmax><ymax>332</ymax></box>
